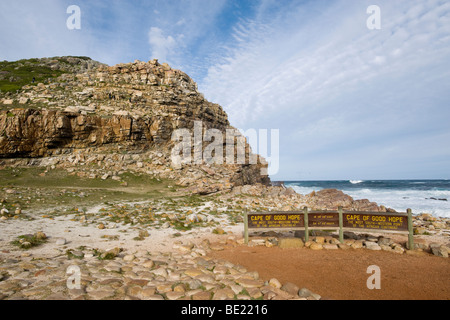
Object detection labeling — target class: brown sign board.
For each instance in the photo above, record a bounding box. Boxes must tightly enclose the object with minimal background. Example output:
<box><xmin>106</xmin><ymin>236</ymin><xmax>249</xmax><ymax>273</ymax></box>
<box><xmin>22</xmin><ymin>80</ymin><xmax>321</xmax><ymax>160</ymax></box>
<box><xmin>247</xmin><ymin>212</ymin><xmax>304</xmax><ymax>229</ymax></box>
<box><xmin>308</xmin><ymin>212</ymin><xmax>339</xmax><ymax>228</ymax></box>
<box><xmin>247</xmin><ymin>212</ymin><xmax>408</xmax><ymax>232</ymax></box>
<box><xmin>245</xmin><ymin>209</ymin><xmax>414</xmax><ymax>249</ymax></box>
<box><xmin>343</xmin><ymin>213</ymin><xmax>408</xmax><ymax>232</ymax></box>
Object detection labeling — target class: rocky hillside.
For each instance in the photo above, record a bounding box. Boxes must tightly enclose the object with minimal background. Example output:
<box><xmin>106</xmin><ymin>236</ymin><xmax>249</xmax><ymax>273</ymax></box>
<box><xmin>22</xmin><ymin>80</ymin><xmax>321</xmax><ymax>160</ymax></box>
<box><xmin>0</xmin><ymin>57</ymin><xmax>270</xmax><ymax>194</ymax></box>
<box><xmin>0</xmin><ymin>56</ymin><xmax>103</xmax><ymax>93</ymax></box>
<box><xmin>0</xmin><ymin>57</ymin><xmax>396</xmax><ymax>212</ymax></box>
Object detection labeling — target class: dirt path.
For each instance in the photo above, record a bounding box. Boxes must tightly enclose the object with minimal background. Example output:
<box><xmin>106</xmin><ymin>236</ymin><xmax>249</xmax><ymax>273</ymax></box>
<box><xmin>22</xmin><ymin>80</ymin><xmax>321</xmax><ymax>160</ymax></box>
<box><xmin>209</xmin><ymin>246</ymin><xmax>450</xmax><ymax>300</ymax></box>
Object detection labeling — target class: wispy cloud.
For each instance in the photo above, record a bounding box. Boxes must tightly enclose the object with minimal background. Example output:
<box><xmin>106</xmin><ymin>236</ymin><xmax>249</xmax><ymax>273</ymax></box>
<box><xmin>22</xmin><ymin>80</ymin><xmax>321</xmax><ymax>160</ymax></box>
<box><xmin>144</xmin><ymin>0</ymin><xmax>229</xmax><ymax>78</ymax></box>
<box><xmin>148</xmin><ymin>27</ymin><xmax>181</xmax><ymax>63</ymax></box>
<box><xmin>1</xmin><ymin>0</ymin><xmax>449</xmax><ymax>179</ymax></box>
<box><xmin>0</xmin><ymin>1</ymin><xmax>90</xmax><ymax>60</ymax></box>
<box><xmin>0</xmin><ymin>0</ymin><xmax>147</xmax><ymax>65</ymax></box>
<box><xmin>200</xmin><ymin>0</ymin><xmax>450</xmax><ymax>179</ymax></box>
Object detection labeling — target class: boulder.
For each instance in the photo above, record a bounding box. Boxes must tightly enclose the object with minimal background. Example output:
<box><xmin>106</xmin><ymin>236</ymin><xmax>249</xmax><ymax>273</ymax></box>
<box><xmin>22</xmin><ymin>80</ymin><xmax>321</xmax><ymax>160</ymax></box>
<box><xmin>278</xmin><ymin>238</ymin><xmax>304</xmax><ymax>249</ymax></box>
<box><xmin>280</xmin><ymin>282</ymin><xmax>300</xmax><ymax>296</ymax></box>
<box><xmin>309</xmin><ymin>243</ymin><xmax>323</xmax><ymax>250</ymax></box>
<box><xmin>430</xmin><ymin>244</ymin><xmax>448</xmax><ymax>258</ymax></box>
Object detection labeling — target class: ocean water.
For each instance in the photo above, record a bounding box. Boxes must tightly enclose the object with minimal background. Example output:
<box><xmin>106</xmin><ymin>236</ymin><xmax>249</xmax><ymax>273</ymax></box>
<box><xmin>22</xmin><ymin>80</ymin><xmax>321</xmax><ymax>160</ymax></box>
<box><xmin>284</xmin><ymin>180</ymin><xmax>450</xmax><ymax>218</ymax></box>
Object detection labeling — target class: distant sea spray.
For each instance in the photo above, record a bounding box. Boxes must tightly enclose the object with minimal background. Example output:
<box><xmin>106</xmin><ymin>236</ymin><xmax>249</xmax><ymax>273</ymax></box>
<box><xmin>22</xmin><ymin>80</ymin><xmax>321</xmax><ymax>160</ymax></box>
<box><xmin>285</xmin><ymin>180</ymin><xmax>450</xmax><ymax>218</ymax></box>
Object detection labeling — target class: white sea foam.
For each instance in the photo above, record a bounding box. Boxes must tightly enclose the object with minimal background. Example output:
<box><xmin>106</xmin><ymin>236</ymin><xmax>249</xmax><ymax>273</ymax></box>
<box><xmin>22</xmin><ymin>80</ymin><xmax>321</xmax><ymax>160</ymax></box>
<box><xmin>349</xmin><ymin>180</ymin><xmax>364</xmax><ymax>184</ymax></box>
<box><xmin>291</xmin><ymin>185</ymin><xmax>450</xmax><ymax>218</ymax></box>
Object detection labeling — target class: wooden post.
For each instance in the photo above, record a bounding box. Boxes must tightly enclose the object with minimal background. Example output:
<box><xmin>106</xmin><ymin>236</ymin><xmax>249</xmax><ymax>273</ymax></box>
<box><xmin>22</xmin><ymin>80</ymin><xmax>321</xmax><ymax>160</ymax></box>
<box><xmin>244</xmin><ymin>211</ymin><xmax>249</xmax><ymax>245</ymax></box>
<box><xmin>407</xmin><ymin>209</ymin><xmax>414</xmax><ymax>250</ymax></box>
<box><xmin>338</xmin><ymin>206</ymin><xmax>344</xmax><ymax>244</ymax></box>
<box><xmin>303</xmin><ymin>207</ymin><xmax>309</xmax><ymax>242</ymax></box>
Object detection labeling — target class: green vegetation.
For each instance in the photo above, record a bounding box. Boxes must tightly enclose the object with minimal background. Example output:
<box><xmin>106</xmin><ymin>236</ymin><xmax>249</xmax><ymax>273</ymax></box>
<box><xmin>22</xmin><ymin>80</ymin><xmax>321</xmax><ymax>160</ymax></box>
<box><xmin>11</xmin><ymin>233</ymin><xmax>48</xmax><ymax>249</ymax></box>
<box><xmin>93</xmin><ymin>248</ymin><xmax>119</xmax><ymax>261</ymax></box>
<box><xmin>0</xmin><ymin>167</ymin><xmax>173</xmax><ymax>193</ymax></box>
<box><xmin>0</xmin><ymin>101</ymin><xmax>49</xmax><ymax>112</ymax></box>
<box><xmin>66</xmin><ymin>249</ymin><xmax>85</xmax><ymax>260</ymax></box>
<box><xmin>0</xmin><ymin>59</ymin><xmax>66</xmax><ymax>93</ymax></box>
<box><xmin>0</xmin><ymin>167</ymin><xmax>175</xmax><ymax>213</ymax></box>
<box><xmin>0</xmin><ymin>167</ymin><xmax>247</xmax><ymax>234</ymax></box>
<box><xmin>56</xmin><ymin>56</ymin><xmax>91</xmax><ymax>63</ymax></box>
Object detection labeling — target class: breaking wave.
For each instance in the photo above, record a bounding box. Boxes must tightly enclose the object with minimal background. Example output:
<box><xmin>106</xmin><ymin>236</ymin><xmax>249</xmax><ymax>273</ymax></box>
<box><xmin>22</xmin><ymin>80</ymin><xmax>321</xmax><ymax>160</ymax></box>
<box><xmin>287</xmin><ymin>180</ymin><xmax>450</xmax><ymax>218</ymax></box>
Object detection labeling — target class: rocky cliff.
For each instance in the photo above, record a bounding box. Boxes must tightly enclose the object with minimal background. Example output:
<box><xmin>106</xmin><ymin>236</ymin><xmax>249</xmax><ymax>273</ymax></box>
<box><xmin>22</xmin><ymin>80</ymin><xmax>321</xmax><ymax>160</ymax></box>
<box><xmin>0</xmin><ymin>57</ymin><xmax>270</xmax><ymax>193</ymax></box>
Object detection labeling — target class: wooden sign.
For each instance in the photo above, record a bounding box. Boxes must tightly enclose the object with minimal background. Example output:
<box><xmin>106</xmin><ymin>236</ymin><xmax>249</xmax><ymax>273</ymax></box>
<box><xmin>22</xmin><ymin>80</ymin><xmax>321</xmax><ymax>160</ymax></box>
<box><xmin>308</xmin><ymin>212</ymin><xmax>339</xmax><ymax>228</ymax></box>
<box><xmin>247</xmin><ymin>212</ymin><xmax>304</xmax><ymax>229</ymax></box>
<box><xmin>244</xmin><ymin>208</ymin><xmax>414</xmax><ymax>250</ymax></box>
<box><xmin>343</xmin><ymin>213</ymin><xmax>408</xmax><ymax>232</ymax></box>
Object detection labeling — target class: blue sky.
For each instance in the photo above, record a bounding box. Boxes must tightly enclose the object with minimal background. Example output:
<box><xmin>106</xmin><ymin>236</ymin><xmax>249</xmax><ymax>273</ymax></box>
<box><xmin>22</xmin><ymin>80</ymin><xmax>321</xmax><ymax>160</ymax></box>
<box><xmin>1</xmin><ymin>0</ymin><xmax>450</xmax><ymax>180</ymax></box>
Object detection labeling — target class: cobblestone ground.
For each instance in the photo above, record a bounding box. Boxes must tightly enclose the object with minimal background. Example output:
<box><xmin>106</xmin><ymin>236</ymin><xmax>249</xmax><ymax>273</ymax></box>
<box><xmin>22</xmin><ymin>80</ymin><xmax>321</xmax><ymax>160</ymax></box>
<box><xmin>0</xmin><ymin>237</ymin><xmax>321</xmax><ymax>301</ymax></box>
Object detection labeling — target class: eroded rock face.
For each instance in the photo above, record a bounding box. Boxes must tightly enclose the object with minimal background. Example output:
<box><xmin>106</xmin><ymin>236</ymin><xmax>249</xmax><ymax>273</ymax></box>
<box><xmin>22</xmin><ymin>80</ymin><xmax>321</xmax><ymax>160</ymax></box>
<box><xmin>0</xmin><ymin>109</ymin><xmax>145</xmax><ymax>157</ymax></box>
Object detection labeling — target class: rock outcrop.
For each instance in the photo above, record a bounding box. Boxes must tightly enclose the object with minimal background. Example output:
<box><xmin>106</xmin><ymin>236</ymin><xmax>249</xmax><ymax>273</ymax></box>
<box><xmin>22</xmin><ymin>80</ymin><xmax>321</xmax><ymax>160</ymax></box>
<box><xmin>0</xmin><ymin>57</ymin><xmax>270</xmax><ymax>192</ymax></box>
<box><xmin>229</xmin><ymin>184</ymin><xmax>390</xmax><ymax>212</ymax></box>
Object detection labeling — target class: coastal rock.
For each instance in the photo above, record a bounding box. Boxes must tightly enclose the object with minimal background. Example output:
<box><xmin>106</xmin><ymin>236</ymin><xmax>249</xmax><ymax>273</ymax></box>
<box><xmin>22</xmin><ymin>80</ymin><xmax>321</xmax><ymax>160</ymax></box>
<box><xmin>350</xmin><ymin>240</ymin><xmax>364</xmax><ymax>249</ymax></box>
<box><xmin>236</xmin><ymin>279</ymin><xmax>264</xmax><ymax>288</ymax></box>
<box><xmin>35</xmin><ymin>232</ymin><xmax>47</xmax><ymax>240</ymax></box>
<box><xmin>309</xmin><ymin>243</ymin><xmax>323</xmax><ymax>250</ymax></box>
<box><xmin>268</xmin><ymin>278</ymin><xmax>282</xmax><ymax>289</ymax></box>
<box><xmin>314</xmin><ymin>236</ymin><xmax>325</xmax><ymax>244</ymax></box>
<box><xmin>392</xmin><ymin>245</ymin><xmax>405</xmax><ymax>254</ymax></box>
<box><xmin>378</xmin><ymin>237</ymin><xmax>393</xmax><ymax>246</ymax></box>
<box><xmin>280</xmin><ymin>282</ymin><xmax>300</xmax><ymax>296</ymax></box>
<box><xmin>123</xmin><ymin>254</ymin><xmax>135</xmax><ymax>262</ymax></box>
<box><xmin>364</xmin><ymin>242</ymin><xmax>381</xmax><ymax>251</ymax></box>
<box><xmin>55</xmin><ymin>238</ymin><xmax>67</xmax><ymax>245</ymax></box>
<box><xmin>413</xmin><ymin>239</ymin><xmax>430</xmax><ymax>251</ymax></box>
<box><xmin>278</xmin><ymin>238</ymin><xmax>304</xmax><ymax>249</ymax></box>
<box><xmin>337</xmin><ymin>243</ymin><xmax>351</xmax><ymax>250</ymax></box>
<box><xmin>430</xmin><ymin>244</ymin><xmax>448</xmax><ymax>258</ymax></box>
<box><xmin>323</xmin><ymin>244</ymin><xmax>339</xmax><ymax>250</ymax></box>
<box><xmin>307</xmin><ymin>189</ymin><xmax>382</xmax><ymax>212</ymax></box>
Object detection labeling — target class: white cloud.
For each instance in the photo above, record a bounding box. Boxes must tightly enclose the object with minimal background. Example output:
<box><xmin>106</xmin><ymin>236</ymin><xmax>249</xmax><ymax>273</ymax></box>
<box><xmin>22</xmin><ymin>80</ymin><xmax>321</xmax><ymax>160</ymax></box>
<box><xmin>148</xmin><ymin>27</ymin><xmax>180</xmax><ymax>63</ymax></box>
<box><xmin>1</xmin><ymin>0</ymin><xmax>449</xmax><ymax>179</ymax></box>
<box><xmin>142</xmin><ymin>0</ymin><xmax>228</xmax><ymax>78</ymax></box>
<box><xmin>372</xmin><ymin>56</ymin><xmax>386</xmax><ymax>65</ymax></box>
<box><xmin>175</xmin><ymin>19</ymin><xmax>186</xmax><ymax>27</ymax></box>
<box><xmin>0</xmin><ymin>1</ymin><xmax>145</xmax><ymax>65</ymax></box>
<box><xmin>0</xmin><ymin>1</ymin><xmax>91</xmax><ymax>60</ymax></box>
<box><xmin>200</xmin><ymin>0</ymin><xmax>450</xmax><ymax>179</ymax></box>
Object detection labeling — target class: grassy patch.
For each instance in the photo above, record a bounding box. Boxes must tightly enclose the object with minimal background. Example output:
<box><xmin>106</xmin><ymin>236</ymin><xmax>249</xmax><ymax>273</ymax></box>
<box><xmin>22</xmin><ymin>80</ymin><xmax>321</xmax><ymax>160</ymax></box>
<box><xmin>95</xmin><ymin>251</ymin><xmax>117</xmax><ymax>261</ymax></box>
<box><xmin>66</xmin><ymin>249</ymin><xmax>85</xmax><ymax>260</ymax></box>
<box><xmin>0</xmin><ymin>167</ymin><xmax>247</xmax><ymax>234</ymax></box>
<box><xmin>0</xmin><ymin>167</ymin><xmax>177</xmax><ymax>212</ymax></box>
<box><xmin>172</xmin><ymin>220</ymin><xmax>193</xmax><ymax>232</ymax></box>
<box><xmin>11</xmin><ymin>233</ymin><xmax>47</xmax><ymax>249</ymax></box>
<box><xmin>0</xmin><ymin>59</ymin><xmax>66</xmax><ymax>93</ymax></box>
<box><xmin>0</xmin><ymin>167</ymin><xmax>122</xmax><ymax>189</ymax></box>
